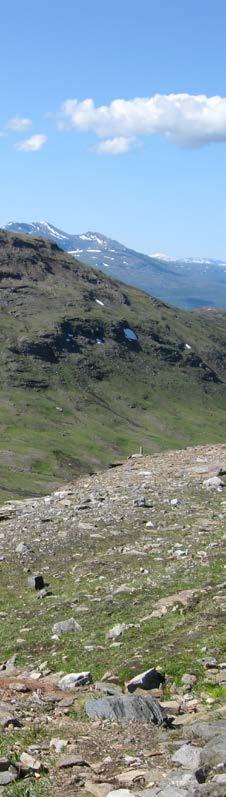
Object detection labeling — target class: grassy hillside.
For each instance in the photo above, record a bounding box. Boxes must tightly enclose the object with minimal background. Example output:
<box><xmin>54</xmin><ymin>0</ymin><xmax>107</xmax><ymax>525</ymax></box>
<box><xmin>0</xmin><ymin>230</ymin><xmax>226</xmax><ymax>501</ymax></box>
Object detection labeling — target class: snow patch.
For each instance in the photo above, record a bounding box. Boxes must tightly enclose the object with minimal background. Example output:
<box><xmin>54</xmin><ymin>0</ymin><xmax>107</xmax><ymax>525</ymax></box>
<box><xmin>124</xmin><ymin>328</ymin><xmax>138</xmax><ymax>341</ymax></box>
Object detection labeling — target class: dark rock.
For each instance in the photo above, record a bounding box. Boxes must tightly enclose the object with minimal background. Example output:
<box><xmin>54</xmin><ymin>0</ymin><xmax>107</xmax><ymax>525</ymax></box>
<box><xmin>127</xmin><ymin>667</ymin><xmax>165</xmax><ymax>692</ymax></box>
<box><xmin>195</xmin><ymin>765</ymin><xmax>211</xmax><ymax>784</ymax></box>
<box><xmin>85</xmin><ymin>694</ymin><xmax>169</xmax><ymax>726</ymax></box>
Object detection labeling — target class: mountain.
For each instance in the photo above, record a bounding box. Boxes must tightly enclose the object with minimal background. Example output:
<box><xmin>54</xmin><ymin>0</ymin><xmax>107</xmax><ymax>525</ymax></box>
<box><xmin>4</xmin><ymin>220</ymin><xmax>226</xmax><ymax>309</ymax></box>
<box><xmin>0</xmin><ymin>229</ymin><xmax>226</xmax><ymax>501</ymax></box>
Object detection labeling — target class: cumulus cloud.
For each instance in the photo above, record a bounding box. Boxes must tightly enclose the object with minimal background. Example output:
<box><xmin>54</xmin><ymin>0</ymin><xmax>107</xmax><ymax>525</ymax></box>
<box><xmin>96</xmin><ymin>136</ymin><xmax>135</xmax><ymax>154</ymax></box>
<box><xmin>61</xmin><ymin>93</ymin><xmax>226</xmax><ymax>149</ymax></box>
<box><xmin>8</xmin><ymin>116</ymin><xmax>32</xmax><ymax>132</ymax></box>
<box><xmin>16</xmin><ymin>134</ymin><xmax>47</xmax><ymax>152</ymax></box>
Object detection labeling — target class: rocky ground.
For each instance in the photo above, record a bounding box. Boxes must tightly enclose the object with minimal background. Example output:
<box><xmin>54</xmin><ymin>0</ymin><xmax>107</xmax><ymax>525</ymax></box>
<box><xmin>0</xmin><ymin>444</ymin><xmax>225</xmax><ymax>796</ymax></box>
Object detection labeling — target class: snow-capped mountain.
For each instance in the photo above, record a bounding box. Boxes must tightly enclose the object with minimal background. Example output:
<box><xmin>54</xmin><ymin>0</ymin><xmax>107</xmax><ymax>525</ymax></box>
<box><xmin>3</xmin><ymin>221</ymin><xmax>226</xmax><ymax>309</ymax></box>
<box><xmin>150</xmin><ymin>252</ymin><xmax>226</xmax><ymax>267</ymax></box>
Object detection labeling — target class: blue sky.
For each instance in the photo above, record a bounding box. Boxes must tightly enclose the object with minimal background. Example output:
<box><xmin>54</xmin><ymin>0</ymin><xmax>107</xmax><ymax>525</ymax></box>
<box><xmin>1</xmin><ymin>0</ymin><xmax>226</xmax><ymax>258</ymax></box>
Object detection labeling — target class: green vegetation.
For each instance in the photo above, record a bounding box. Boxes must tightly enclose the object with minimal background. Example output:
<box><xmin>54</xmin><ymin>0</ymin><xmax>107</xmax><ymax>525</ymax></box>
<box><xmin>0</xmin><ymin>230</ymin><xmax>226</xmax><ymax>501</ymax></box>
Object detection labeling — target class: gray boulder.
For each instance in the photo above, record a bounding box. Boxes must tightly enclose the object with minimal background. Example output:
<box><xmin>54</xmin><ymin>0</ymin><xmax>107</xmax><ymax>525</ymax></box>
<box><xmin>86</xmin><ymin>694</ymin><xmax>169</xmax><ymax>726</ymax></box>
<box><xmin>200</xmin><ymin>735</ymin><xmax>226</xmax><ymax>768</ymax></box>
<box><xmin>189</xmin><ymin>721</ymin><xmax>226</xmax><ymax>743</ymax></box>
<box><xmin>172</xmin><ymin>743</ymin><xmax>201</xmax><ymax>770</ymax></box>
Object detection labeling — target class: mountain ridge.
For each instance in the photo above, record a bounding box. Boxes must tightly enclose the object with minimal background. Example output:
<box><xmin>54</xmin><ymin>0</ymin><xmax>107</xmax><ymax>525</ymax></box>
<box><xmin>3</xmin><ymin>220</ymin><xmax>226</xmax><ymax>309</ymax></box>
<box><xmin>0</xmin><ymin>228</ymin><xmax>226</xmax><ymax>501</ymax></box>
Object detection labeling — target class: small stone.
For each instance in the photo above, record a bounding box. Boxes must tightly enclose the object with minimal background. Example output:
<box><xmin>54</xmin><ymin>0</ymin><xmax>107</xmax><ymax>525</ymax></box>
<box><xmin>20</xmin><ymin>752</ymin><xmax>42</xmax><ymax>771</ymax></box>
<box><xmin>85</xmin><ymin>783</ymin><xmax>116</xmax><ymax>797</ymax></box>
<box><xmin>107</xmin><ymin>622</ymin><xmax>138</xmax><ymax>639</ymax></box>
<box><xmin>50</xmin><ymin>738</ymin><xmax>68</xmax><ymax>753</ymax></box>
<box><xmin>126</xmin><ymin>667</ymin><xmax>165</xmax><ymax>692</ymax></box>
<box><xmin>0</xmin><ymin>703</ymin><xmax>21</xmax><ymax>729</ymax></box>
<box><xmin>202</xmin><ymin>656</ymin><xmax>218</xmax><ymax>668</ymax></box>
<box><xmin>101</xmin><ymin>671</ymin><xmax>119</xmax><ymax>684</ymax></box>
<box><xmin>95</xmin><ymin>681</ymin><xmax>122</xmax><ymax>695</ymax></box>
<box><xmin>0</xmin><ymin>768</ymin><xmax>18</xmax><ymax>786</ymax></box>
<box><xmin>57</xmin><ymin>755</ymin><xmax>90</xmax><ymax>769</ymax></box>
<box><xmin>115</xmin><ymin>769</ymin><xmax>150</xmax><ymax>787</ymax></box>
<box><xmin>133</xmin><ymin>496</ymin><xmax>147</xmax><ymax>507</ymax></box>
<box><xmin>58</xmin><ymin>671</ymin><xmax>92</xmax><ymax>689</ymax></box>
<box><xmin>181</xmin><ymin>673</ymin><xmax>197</xmax><ymax>688</ymax></box>
<box><xmin>203</xmin><ymin>476</ymin><xmax>224</xmax><ymax>489</ymax></box>
<box><xmin>28</xmin><ymin>574</ymin><xmax>45</xmax><ymax>590</ymax></box>
<box><xmin>16</xmin><ymin>542</ymin><xmax>31</xmax><ymax>555</ymax></box>
<box><xmin>106</xmin><ymin>791</ymin><xmax>132</xmax><ymax>797</ymax></box>
<box><xmin>52</xmin><ymin>618</ymin><xmax>82</xmax><ymax>635</ymax></box>
<box><xmin>213</xmin><ymin>774</ymin><xmax>226</xmax><ymax>785</ymax></box>
<box><xmin>37</xmin><ymin>587</ymin><xmax>52</xmax><ymax>600</ymax></box>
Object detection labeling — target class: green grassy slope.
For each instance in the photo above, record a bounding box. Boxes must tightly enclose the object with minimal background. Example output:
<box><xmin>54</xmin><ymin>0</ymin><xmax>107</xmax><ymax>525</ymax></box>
<box><xmin>0</xmin><ymin>230</ymin><xmax>226</xmax><ymax>501</ymax></box>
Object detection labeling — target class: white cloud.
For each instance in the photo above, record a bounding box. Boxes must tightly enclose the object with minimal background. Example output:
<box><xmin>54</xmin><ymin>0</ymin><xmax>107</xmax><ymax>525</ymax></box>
<box><xmin>61</xmin><ymin>93</ymin><xmax>226</xmax><ymax>149</ymax></box>
<box><xmin>96</xmin><ymin>136</ymin><xmax>135</xmax><ymax>154</ymax></box>
<box><xmin>16</xmin><ymin>134</ymin><xmax>47</xmax><ymax>152</ymax></box>
<box><xmin>8</xmin><ymin>116</ymin><xmax>32</xmax><ymax>132</ymax></box>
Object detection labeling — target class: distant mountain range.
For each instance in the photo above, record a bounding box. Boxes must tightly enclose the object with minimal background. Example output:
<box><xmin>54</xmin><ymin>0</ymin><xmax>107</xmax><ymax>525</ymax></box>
<box><xmin>4</xmin><ymin>221</ymin><xmax>226</xmax><ymax>309</ymax></box>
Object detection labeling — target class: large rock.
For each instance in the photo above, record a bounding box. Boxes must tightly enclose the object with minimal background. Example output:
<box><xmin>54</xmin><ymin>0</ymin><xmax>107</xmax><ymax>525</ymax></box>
<box><xmin>171</xmin><ymin>743</ymin><xmax>201</xmax><ymax>770</ymax></box>
<box><xmin>52</xmin><ymin>618</ymin><xmax>82</xmax><ymax>636</ymax></box>
<box><xmin>188</xmin><ymin>721</ymin><xmax>226</xmax><ymax>742</ymax></box>
<box><xmin>200</xmin><ymin>735</ymin><xmax>226</xmax><ymax>768</ymax></box>
<box><xmin>126</xmin><ymin>667</ymin><xmax>165</xmax><ymax>692</ymax></box>
<box><xmin>86</xmin><ymin>694</ymin><xmax>169</xmax><ymax>726</ymax></box>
